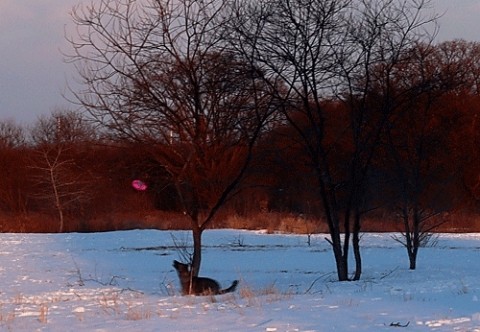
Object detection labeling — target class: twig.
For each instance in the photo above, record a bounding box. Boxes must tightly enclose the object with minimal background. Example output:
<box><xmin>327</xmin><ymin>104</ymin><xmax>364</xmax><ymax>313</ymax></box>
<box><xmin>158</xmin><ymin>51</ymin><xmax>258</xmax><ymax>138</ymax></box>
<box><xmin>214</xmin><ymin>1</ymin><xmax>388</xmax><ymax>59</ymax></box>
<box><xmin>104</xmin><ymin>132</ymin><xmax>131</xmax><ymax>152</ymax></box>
<box><xmin>254</xmin><ymin>319</ymin><xmax>273</xmax><ymax>327</ymax></box>
<box><xmin>324</xmin><ymin>237</ymin><xmax>333</xmax><ymax>246</ymax></box>
<box><xmin>386</xmin><ymin>321</ymin><xmax>410</xmax><ymax>327</ymax></box>
<box><xmin>380</xmin><ymin>267</ymin><xmax>399</xmax><ymax>280</ymax></box>
<box><xmin>304</xmin><ymin>272</ymin><xmax>334</xmax><ymax>294</ymax></box>
<box><xmin>70</xmin><ymin>257</ymin><xmax>85</xmax><ymax>286</ymax></box>
<box><xmin>170</xmin><ymin>232</ymin><xmax>192</xmax><ymax>263</ymax></box>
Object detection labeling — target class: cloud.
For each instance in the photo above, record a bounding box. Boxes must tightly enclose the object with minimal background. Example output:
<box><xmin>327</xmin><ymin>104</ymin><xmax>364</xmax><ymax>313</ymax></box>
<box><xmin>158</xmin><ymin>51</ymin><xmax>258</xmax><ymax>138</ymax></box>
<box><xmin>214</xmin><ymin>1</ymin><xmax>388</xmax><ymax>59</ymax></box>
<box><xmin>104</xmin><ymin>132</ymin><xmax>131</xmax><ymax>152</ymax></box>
<box><xmin>1</xmin><ymin>0</ymin><xmax>479</xmax><ymax>123</ymax></box>
<box><xmin>0</xmin><ymin>0</ymin><xmax>79</xmax><ymax>123</ymax></box>
<box><xmin>0</xmin><ymin>1</ymin><xmax>77</xmax><ymax>54</ymax></box>
<box><xmin>434</xmin><ymin>0</ymin><xmax>480</xmax><ymax>41</ymax></box>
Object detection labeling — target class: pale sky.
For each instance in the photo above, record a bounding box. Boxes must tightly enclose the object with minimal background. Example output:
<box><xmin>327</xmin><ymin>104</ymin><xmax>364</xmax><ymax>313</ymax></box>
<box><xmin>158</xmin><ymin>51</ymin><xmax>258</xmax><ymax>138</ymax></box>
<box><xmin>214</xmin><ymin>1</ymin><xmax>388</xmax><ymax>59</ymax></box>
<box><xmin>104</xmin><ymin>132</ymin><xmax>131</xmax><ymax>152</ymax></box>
<box><xmin>0</xmin><ymin>0</ymin><xmax>479</xmax><ymax>124</ymax></box>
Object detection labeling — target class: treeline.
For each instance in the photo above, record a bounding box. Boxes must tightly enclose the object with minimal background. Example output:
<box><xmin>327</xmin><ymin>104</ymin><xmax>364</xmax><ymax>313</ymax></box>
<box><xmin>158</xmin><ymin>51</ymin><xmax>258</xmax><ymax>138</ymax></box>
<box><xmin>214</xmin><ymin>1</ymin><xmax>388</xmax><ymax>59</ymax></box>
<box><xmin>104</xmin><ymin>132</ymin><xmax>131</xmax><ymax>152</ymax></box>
<box><xmin>2</xmin><ymin>39</ymin><xmax>480</xmax><ymax>233</ymax></box>
<box><xmin>60</xmin><ymin>0</ymin><xmax>480</xmax><ymax>279</ymax></box>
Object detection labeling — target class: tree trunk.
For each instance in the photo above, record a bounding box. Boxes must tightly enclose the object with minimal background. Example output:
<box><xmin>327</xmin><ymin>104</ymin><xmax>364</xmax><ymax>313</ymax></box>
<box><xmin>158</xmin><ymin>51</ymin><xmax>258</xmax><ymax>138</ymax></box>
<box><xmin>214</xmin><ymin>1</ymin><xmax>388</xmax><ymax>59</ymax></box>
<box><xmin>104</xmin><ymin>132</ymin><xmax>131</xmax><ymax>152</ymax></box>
<box><xmin>333</xmin><ymin>249</ymin><xmax>349</xmax><ymax>281</ymax></box>
<box><xmin>352</xmin><ymin>210</ymin><xmax>362</xmax><ymax>280</ymax></box>
<box><xmin>409</xmin><ymin>208</ymin><xmax>421</xmax><ymax>270</ymax></box>
<box><xmin>321</xmin><ymin>179</ymin><xmax>349</xmax><ymax>282</ymax></box>
<box><xmin>191</xmin><ymin>224</ymin><xmax>203</xmax><ymax>277</ymax></box>
<box><xmin>324</xmin><ymin>204</ymin><xmax>349</xmax><ymax>281</ymax></box>
<box><xmin>408</xmin><ymin>230</ymin><xmax>418</xmax><ymax>270</ymax></box>
<box><xmin>330</xmin><ymin>228</ymin><xmax>349</xmax><ymax>281</ymax></box>
<box><xmin>49</xmin><ymin>166</ymin><xmax>64</xmax><ymax>233</ymax></box>
<box><xmin>408</xmin><ymin>249</ymin><xmax>417</xmax><ymax>270</ymax></box>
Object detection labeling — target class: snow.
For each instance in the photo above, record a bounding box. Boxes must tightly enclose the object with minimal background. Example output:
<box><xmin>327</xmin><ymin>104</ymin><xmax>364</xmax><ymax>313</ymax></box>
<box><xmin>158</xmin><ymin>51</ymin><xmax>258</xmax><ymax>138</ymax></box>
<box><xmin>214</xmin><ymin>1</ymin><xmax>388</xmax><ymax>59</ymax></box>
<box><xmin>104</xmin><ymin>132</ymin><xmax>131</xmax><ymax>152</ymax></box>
<box><xmin>0</xmin><ymin>229</ymin><xmax>479</xmax><ymax>331</ymax></box>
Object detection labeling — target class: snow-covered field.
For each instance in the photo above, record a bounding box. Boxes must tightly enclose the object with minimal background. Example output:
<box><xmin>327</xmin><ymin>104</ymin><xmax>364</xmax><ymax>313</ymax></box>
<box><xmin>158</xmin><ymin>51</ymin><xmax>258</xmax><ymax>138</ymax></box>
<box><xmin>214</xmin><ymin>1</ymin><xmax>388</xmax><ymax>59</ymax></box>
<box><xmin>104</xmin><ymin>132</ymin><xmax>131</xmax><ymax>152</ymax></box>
<box><xmin>0</xmin><ymin>229</ymin><xmax>479</xmax><ymax>331</ymax></box>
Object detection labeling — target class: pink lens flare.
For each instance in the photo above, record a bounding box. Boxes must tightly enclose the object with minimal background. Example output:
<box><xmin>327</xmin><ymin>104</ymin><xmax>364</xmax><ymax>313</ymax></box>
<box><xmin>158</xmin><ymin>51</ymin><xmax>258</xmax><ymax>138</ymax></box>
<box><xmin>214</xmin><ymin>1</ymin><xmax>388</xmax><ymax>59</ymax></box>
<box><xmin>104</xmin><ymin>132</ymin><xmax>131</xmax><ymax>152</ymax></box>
<box><xmin>132</xmin><ymin>179</ymin><xmax>148</xmax><ymax>191</ymax></box>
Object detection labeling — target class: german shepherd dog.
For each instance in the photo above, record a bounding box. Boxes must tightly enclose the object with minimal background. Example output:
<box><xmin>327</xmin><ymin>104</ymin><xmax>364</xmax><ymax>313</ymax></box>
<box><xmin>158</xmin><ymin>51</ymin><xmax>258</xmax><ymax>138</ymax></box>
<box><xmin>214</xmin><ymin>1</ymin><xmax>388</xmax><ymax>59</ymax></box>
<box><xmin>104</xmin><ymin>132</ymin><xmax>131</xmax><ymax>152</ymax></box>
<box><xmin>173</xmin><ymin>260</ymin><xmax>239</xmax><ymax>296</ymax></box>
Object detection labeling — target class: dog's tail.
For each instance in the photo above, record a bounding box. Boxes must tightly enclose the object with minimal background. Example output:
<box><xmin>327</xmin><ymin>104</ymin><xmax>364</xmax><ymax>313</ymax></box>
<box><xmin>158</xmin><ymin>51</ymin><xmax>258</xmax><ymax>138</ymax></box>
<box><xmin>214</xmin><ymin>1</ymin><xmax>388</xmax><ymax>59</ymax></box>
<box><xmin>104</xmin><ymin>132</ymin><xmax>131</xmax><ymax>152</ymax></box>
<box><xmin>219</xmin><ymin>280</ymin><xmax>239</xmax><ymax>294</ymax></box>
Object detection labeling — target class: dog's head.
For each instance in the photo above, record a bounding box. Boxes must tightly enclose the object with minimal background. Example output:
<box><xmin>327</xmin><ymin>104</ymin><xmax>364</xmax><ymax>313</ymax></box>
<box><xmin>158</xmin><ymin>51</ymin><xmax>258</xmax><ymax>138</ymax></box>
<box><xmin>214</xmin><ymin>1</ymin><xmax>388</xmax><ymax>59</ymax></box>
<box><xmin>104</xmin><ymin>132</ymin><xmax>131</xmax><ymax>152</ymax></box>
<box><xmin>173</xmin><ymin>260</ymin><xmax>189</xmax><ymax>273</ymax></box>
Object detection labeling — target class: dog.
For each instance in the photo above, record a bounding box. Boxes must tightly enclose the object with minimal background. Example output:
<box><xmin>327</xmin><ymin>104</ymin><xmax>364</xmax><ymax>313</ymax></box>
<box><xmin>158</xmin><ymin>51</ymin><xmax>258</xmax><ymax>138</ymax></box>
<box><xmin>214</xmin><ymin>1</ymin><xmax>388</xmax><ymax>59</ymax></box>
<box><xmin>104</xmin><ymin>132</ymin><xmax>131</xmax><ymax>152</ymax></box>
<box><xmin>173</xmin><ymin>260</ymin><xmax>239</xmax><ymax>296</ymax></box>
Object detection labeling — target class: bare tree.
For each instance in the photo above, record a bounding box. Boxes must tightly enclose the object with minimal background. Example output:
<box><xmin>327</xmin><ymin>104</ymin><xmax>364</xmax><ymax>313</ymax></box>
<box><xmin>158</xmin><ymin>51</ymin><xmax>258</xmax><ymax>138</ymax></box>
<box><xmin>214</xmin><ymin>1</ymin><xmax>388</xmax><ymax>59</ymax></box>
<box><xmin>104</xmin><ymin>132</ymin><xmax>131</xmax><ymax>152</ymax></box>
<box><xmin>332</xmin><ymin>0</ymin><xmax>438</xmax><ymax>280</ymax></box>
<box><xmin>30</xmin><ymin>109</ymin><xmax>97</xmax><ymax>146</ymax></box>
<box><xmin>30</xmin><ymin>111</ymin><xmax>95</xmax><ymax>232</ymax></box>
<box><xmin>66</xmin><ymin>0</ymin><xmax>274</xmax><ymax>276</ymax></box>
<box><xmin>30</xmin><ymin>147</ymin><xmax>70</xmax><ymax>232</ymax></box>
<box><xmin>0</xmin><ymin>120</ymin><xmax>25</xmax><ymax>148</ymax></box>
<box><xmin>226</xmin><ymin>0</ymin><xmax>437</xmax><ymax>281</ymax></box>
<box><xmin>227</xmin><ymin>0</ymin><xmax>350</xmax><ymax>282</ymax></box>
<box><xmin>386</xmin><ymin>41</ymin><xmax>478</xmax><ymax>269</ymax></box>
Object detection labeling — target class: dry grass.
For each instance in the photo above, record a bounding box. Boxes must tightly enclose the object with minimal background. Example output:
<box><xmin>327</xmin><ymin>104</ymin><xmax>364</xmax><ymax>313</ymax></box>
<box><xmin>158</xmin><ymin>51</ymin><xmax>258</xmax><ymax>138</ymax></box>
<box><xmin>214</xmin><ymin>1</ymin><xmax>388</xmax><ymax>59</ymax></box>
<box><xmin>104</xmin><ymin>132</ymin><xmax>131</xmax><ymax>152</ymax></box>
<box><xmin>218</xmin><ymin>212</ymin><xmax>328</xmax><ymax>234</ymax></box>
<box><xmin>98</xmin><ymin>290</ymin><xmax>122</xmax><ymax>315</ymax></box>
<box><xmin>38</xmin><ymin>304</ymin><xmax>48</xmax><ymax>324</ymax></box>
<box><xmin>0</xmin><ymin>307</ymin><xmax>15</xmax><ymax>325</ymax></box>
<box><xmin>0</xmin><ymin>294</ymin><xmax>54</xmax><ymax>326</ymax></box>
<box><xmin>125</xmin><ymin>305</ymin><xmax>154</xmax><ymax>321</ymax></box>
<box><xmin>237</xmin><ymin>282</ymin><xmax>293</xmax><ymax>307</ymax></box>
<box><xmin>2</xmin><ymin>209</ymin><xmax>480</xmax><ymax>233</ymax></box>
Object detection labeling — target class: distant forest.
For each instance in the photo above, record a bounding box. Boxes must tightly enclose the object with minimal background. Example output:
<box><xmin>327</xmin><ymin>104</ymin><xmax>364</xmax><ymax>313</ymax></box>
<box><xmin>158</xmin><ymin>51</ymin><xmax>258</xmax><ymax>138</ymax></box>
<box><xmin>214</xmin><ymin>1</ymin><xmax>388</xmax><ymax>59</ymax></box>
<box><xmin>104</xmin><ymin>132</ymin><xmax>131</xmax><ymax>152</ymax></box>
<box><xmin>2</xmin><ymin>39</ymin><xmax>480</xmax><ymax>233</ymax></box>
